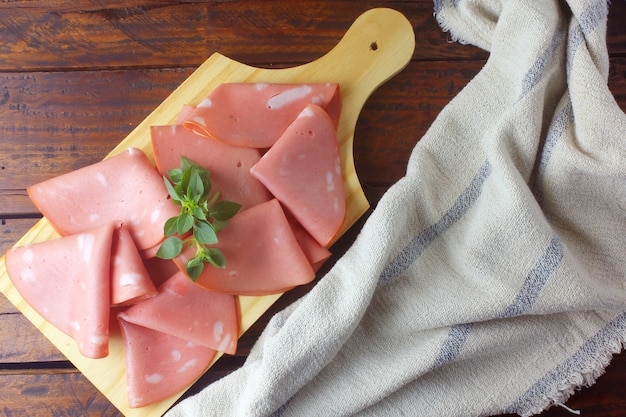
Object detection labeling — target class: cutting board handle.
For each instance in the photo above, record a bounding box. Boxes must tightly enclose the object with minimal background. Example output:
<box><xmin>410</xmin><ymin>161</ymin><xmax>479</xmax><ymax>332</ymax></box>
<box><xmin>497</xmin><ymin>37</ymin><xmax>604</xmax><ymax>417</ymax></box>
<box><xmin>298</xmin><ymin>7</ymin><xmax>415</xmax><ymax>235</ymax></box>
<box><xmin>304</xmin><ymin>8</ymin><xmax>416</xmax><ymax>128</ymax></box>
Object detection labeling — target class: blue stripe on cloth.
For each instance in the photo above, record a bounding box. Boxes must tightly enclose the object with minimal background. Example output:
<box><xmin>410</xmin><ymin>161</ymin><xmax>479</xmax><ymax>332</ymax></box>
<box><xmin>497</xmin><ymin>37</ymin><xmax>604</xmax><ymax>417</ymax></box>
<box><xmin>504</xmin><ymin>311</ymin><xmax>626</xmax><ymax>415</ymax></box>
<box><xmin>377</xmin><ymin>160</ymin><xmax>493</xmax><ymax>287</ymax></box>
<box><xmin>433</xmin><ymin>0</ymin><xmax>459</xmax><ymax>14</ymax></box>
<box><xmin>531</xmin><ymin>0</ymin><xmax>606</xmax><ymax>204</ymax></box>
<box><xmin>577</xmin><ymin>0</ymin><xmax>608</xmax><ymax>36</ymax></box>
<box><xmin>270</xmin><ymin>400</ymin><xmax>291</xmax><ymax>417</ymax></box>
<box><xmin>516</xmin><ymin>0</ymin><xmax>605</xmax><ymax>101</ymax></box>
<box><xmin>566</xmin><ymin>0</ymin><xmax>608</xmax><ymax>75</ymax></box>
<box><xmin>430</xmin><ymin>323</ymin><xmax>474</xmax><ymax>369</ymax></box>
<box><xmin>499</xmin><ymin>234</ymin><xmax>564</xmax><ymax>318</ymax></box>
<box><xmin>518</xmin><ymin>30</ymin><xmax>564</xmax><ymax>101</ymax></box>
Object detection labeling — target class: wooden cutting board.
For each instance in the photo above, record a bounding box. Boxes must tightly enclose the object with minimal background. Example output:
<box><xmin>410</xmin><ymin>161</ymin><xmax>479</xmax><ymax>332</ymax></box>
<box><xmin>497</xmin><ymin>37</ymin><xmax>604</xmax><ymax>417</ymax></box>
<box><xmin>0</xmin><ymin>7</ymin><xmax>415</xmax><ymax>416</ymax></box>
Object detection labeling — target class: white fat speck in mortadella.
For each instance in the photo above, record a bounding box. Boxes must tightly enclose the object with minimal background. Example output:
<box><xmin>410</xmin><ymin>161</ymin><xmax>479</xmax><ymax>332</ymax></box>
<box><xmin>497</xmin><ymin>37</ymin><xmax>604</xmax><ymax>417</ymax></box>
<box><xmin>145</xmin><ymin>373</ymin><xmax>164</xmax><ymax>384</ymax></box>
<box><xmin>197</xmin><ymin>97</ymin><xmax>212</xmax><ymax>108</ymax></box>
<box><xmin>267</xmin><ymin>85</ymin><xmax>313</xmax><ymax>110</ymax></box>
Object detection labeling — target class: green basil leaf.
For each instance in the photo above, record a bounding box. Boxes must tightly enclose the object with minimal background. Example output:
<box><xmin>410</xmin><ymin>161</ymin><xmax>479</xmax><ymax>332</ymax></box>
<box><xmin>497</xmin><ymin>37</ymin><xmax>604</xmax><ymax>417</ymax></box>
<box><xmin>193</xmin><ymin>221</ymin><xmax>218</xmax><ymax>245</ymax></box>
<box><xmin>187</xmin><ymin>168</ymin><xmax>204</xmax><ymax>202</ymax></box>
<box><xmin>179</xmin><ymin>165</ymin><xmax>193</xmax><ymax>194</ymax></box>
<box><xmin>180</xmin><ymin>156</ymin><xmax>195</xmax><ymax>172</ymax></box>
<box><xmin>155</xmin><ymin>236</ymin><xmax>184</xmax><ymax>259</ymax></box>
<box><xmin>212</xmin><ymin>218</ymin><xmax>228</xmax><ymax>232</ymax></box>
<box><xmin>163</xmin><ymin>216</ymin><xmax>179</xmax><ymax>236</ymax></box>
<box><xmin>193</xmin><ymin>205</ymin><xmax>207</xmax><ymax>221</ymax></box>
<box><xmin>163</xmin><ymin>176</ymin><xmax>182</xmax><ymax>203</ymax></box>
<box><xmin>168</xmin><ymin>168</ymin><xmax>183</xmax><ymax>184</ymax></box>
<box><xmin>186</xmin><ymin>256</ymin><xmax>205</xmax><ymax>281</ymax></box>
<box><xmin>211</xmin><ymin>200</ymin><xmax>242</xmax><ymax>221</ymax></box>
<box><xmin>204</xmin><ymin>247</ymin><xmax>226</xmax><ymax>269</ymax></box>
<box><xmin>198</xmin><ymin>172</ymin><xmax>212</xmax><ymax>202</ymax></box>
<box><xmin>176</xmin><ymin>212</ymin><xmax>194</xmax><ymax>235</ymax></box>
<box><xmin>159</xmin><ymin>155</ymin><xmax>241</xmax><ymax>282</ymax></box>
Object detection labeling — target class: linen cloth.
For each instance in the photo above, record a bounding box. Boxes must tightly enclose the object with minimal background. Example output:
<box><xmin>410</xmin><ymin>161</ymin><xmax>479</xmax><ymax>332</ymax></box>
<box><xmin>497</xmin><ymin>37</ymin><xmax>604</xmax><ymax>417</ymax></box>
<box><xmin>166</xmin><ymin>0</ymin><xmax>626</xmax><ymax>416</ymax></box>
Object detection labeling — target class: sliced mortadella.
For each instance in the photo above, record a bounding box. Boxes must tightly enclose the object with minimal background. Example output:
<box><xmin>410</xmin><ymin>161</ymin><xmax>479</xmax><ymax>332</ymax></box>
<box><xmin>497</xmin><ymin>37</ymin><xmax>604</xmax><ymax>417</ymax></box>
<box><xmin>286</xmin><ymin>213</ymin><xmax>332</xmax><ymax>273</ymax></box>
<box><xmin>150</xmin><ymin>124</ymin><xmax>272</xmax><ymax>210</ymax></box>
<box><xmin>183</xmin><ymin>82</ymin><xmax>341</xmax><ymax>148</ymax></box>
<box><xmin>118</xmin><ymin>317</ymin><xmax>216</xmax><ymax>408</ymax></box>
<box><xmin>250</xmin><ymin>104</ymin><xmax>346</xmax><ymax>247</ymax></box>
<box><xmin>110</xmin><ymin>223</ymin><xmax>158</xmax><ymax>307</ymax></box>
<box><xmin>27</xmin><ymin>147</ymin><xmax>180</xmax><ymax>250</ymax></box>
<box><xmin>142</xmin><ymin>257</ymin><xmax>180</xmax><ymax>288</ymax></box>
<box><xmin>118</xmin><ymin>271</ymin><xmax>239</xmax><ymax>354</ymax></box>
<box><xmin>176</xmin><ymin>199</ymin><xmax>315</xmax><ymax>295</ymax></box>
<box><xmin>174</xmin><ymin>104</ymin><xmax>196</xmax><ymax>124</ymax></box>
<box><xmin>4</xmin><ymin>222</ymin><xmax>116</xmax><ymax>359</ymax></box>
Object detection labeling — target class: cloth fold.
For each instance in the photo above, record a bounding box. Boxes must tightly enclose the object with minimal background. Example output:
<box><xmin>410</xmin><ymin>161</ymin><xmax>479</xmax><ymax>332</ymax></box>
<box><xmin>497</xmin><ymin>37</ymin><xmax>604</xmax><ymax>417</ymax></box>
<box><xmin>166</xmin><ymin>0</ymin><xmax>626</xmax><ymax>416</ymax></box>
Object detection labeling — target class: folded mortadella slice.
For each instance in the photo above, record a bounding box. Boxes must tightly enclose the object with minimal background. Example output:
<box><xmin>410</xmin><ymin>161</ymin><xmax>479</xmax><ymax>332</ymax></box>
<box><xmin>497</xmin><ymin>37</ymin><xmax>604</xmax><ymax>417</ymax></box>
<box><xmin>286</xmin><ymin>213</ymin><xmax>332</xmax><ymax>273</ymax></box>
<box><xmin>27</xmin><ymin>147</ymin><xmax>180</xmax><ymax>250</ymax></box>
<box><xmin>4</xmin><ymin>222</ymin><xmax>116</xmax><ymax>359</ymax></box>
<box><xmin>118</xmin><ymin>271</ymin><xmax>239</xmax><ymax>354</ymax></box>
<box><xmin>183</xmin><ymin>82</ymin><xmax>341</xmax><ymax>148</ymax></box>
<box><xmin>176</xmin><ymin>199</ymin><xmax>315</xmax><ymax>295</ymax></box>
<box><xmin>118</xmin><ymin>318</ymin><xmax>216</xmax><ymax>408</ymax></box>
<box><xmin>174</xmin><ymin>104</ymin><xmax>196</xmax><ymax>125</ymax></box>
<box><xmin>150</xmin><ymin>124</ymin><xmax>272</xmax><ymax>210</ymax></box>
<box><xmin>110</xmin><ymin>223</ymin><xmax>158</xmax><ymax>307</ymax></box>
<box><xmin>250</xmin><ymin>104</ymin><xmax>346</xmax><ymax>247</ymax></box>
<box><xmin>142</xmin><ymin>256</ymin><xmax>180</xmax><ymax>288</ymax></box>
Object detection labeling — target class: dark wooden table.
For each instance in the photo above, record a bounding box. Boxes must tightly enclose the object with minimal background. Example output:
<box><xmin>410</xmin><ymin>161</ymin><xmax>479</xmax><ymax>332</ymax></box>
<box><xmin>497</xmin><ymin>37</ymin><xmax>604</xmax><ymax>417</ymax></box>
<box><xmin>1</xmin><ymin>1</ymin><xmax>625</xmax><ymax>416</ymax></box>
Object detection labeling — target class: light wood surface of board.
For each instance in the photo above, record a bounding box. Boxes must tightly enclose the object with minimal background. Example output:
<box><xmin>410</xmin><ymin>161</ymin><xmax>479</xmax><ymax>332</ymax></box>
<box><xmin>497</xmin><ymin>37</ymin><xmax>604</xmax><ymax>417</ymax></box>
<box><xmin>0</xmin><ymin>8</ymin><xmax>415</xmax><ymax>416</ymax></box>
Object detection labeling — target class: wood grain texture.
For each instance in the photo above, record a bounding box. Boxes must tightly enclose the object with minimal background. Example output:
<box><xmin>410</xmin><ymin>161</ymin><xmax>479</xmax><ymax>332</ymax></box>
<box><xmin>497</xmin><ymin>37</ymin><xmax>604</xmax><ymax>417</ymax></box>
<box><xmin>0</xmin><ymin>0</ymin><xmax>488</xmax><ymax>72</ymax></box>
<box><xmin>0</xmin><ymin>372</ymin><xmax>123</xmax><ymax>417</ymax></box>
<box><xmin>1</xmin><ymin>0</ymin><xmax>625</xmax><ymax>416</ymax></box>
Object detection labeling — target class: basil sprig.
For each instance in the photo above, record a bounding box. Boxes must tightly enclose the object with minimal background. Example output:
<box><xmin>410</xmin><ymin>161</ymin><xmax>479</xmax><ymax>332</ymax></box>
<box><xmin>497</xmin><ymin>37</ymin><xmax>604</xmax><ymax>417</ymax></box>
<box><xmin>155</xmin><ymin>156</ymin><xmax>241</xmax><ymax>281</ymax></box>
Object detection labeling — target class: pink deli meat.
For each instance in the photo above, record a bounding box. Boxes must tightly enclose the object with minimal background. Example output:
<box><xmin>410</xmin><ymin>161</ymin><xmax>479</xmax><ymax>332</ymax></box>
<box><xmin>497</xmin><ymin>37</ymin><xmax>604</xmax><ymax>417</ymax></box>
<box><xmin>142</xmin><ymin>256</ymin><xmax>181</xmax><ymax>288</ymax></box>
<box><xmin>183</xmin><ymin>83</ymin><xmax>341</xmax><ymax>148</ymax></box>
<box><xmin>176</xmin><ymin>199</ymin><xmax>315</xmax><ymax>295</ymax></box>
<box><xmin>150</xmin><ymin>124</ymin><xmax>272</xmax><ymax>210</ymax></box>
<box><xmin>5</xmin><ymin>222</ymin><xmax>117</xmax><ymax>359</ymax></box>
<box><xmin>27</xmin><ymin>147</ymin><xmax>180</xmax><ymax>251</ymax></box>
<box><xmin>285</xmin><ymin>212</ymin><xmax>332</xmax><ymax>273</ymax></box>
<box><xmin>250</xmin><ymin>103</ymin><xmax>346</xmax><ymax>247</ymax></box>
<box><xmin>118</xmin><ymin>317</ymin><xmax>216</xmax><ymax>408</ymax></box>
<box><xmin>118</xmin><ymin>271</ymin><xmax>239</xmax><ymax>355</ymax></box>
<box><xmin>174</xmin><ymin>104</ymin><xmax>196</xmax><ymax>124</ymax></box>
<box><xmin>110</xmin><ymin>224</ymin><xmax>158</xmax><ymax>306</ymax></box>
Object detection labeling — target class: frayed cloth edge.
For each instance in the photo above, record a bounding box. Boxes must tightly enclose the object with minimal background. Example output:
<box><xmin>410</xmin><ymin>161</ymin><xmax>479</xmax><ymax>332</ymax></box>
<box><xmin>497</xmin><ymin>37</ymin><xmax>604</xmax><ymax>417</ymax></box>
<box><xmin>516</xmin><ymin>317</ymin><xmax>626</xmax><ymax>417</ymax></box>
<box><xmin>432</xmin><ymin>10</ymin><xmax>472</xmax><ymax>46</ymax></box>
